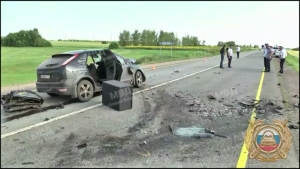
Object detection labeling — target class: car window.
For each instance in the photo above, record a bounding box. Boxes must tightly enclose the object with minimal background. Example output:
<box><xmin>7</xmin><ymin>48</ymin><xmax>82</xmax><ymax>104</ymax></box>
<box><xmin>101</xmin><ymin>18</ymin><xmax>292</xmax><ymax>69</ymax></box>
<box><xmin>39</xmin><ymin>54</ymin><xmax>73</xmax><ymax>68</ymax></box>
<box><xmin>93</xmin><ymin>54</ymin><xmax>102</xmax><ymax>63</ymax></box>
<box><xmin>115</xmin><ymin>54</ymin><xmax>125</xmax><ymax>64</ymax></box>
<box><xmin>102</xmin><ymin>50</ymin><xmax>114</xmax><ymax>65</ymax></box>
<box><xmin>87</xmin><ymin>55</ymin><xmax>95</xmax><ymax>65</ymax></box>
<box><xmin>76</xmin><ymin>54</ymin><xmax>87</xmax><ymax>66</ymax></box>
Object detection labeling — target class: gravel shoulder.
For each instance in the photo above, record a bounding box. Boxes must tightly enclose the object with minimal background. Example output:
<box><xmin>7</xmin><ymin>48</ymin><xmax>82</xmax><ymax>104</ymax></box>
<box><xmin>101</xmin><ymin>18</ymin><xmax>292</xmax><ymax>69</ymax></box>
<box><xmin>273</xmin><ymin>58</ymin><xmax>299</xmax><ymax>164</ymax></box>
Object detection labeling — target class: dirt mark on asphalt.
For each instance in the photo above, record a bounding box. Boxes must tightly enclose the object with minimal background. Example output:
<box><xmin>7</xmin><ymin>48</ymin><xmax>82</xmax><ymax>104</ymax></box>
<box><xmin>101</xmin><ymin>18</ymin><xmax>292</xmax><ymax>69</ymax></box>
<box><xmin>51</xmin><ymin>86</ymin><xmax>248</xmax><ymax>166</ymax></box>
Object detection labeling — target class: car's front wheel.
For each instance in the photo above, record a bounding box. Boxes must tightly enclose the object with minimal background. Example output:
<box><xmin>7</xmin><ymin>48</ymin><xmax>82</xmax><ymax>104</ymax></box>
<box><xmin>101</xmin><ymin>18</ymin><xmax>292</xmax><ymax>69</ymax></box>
<box><xmin>134</xmin><ymin>71</ymin><xmax>144</xmax><ymax>88</ymax></box>
<box><xmin>77</xmin><ymin>80</ymin><xmax>94</xmax><ymax>102</ymax></box>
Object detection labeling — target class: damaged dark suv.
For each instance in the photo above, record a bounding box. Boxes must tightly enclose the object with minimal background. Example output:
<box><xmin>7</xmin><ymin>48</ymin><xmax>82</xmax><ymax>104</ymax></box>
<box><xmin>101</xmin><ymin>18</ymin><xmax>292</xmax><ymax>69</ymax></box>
<box><xmin>36</xmin><ymin>49</ymin><xmax>146</xmax><ymax>102</ymax></box>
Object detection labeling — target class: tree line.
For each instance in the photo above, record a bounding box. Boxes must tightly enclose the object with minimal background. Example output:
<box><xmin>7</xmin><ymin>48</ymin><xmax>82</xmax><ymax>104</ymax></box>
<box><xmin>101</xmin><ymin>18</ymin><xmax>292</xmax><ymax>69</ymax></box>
<box><xmin>57</xmin><ymin>39</ymin><xmax>116</xmax><ymax>44</ymax></box>
<box><xmin>217</xmin><ymin>41</ymin><xmax>257</xmax><ymax>48</ymax></box>
<box><xmin>118</xmin><ymin>30</ymin><xmax>207</xmax><ymax>47</ymax></box>
<box><xmin>1</xmin><ymin>28</ymin><xmax>52</xmax><ymax>47</ymax></box>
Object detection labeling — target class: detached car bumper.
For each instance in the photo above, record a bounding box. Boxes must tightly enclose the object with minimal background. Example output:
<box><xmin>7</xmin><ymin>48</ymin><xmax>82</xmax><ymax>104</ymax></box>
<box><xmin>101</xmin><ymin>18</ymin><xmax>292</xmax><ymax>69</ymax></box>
<box><xmin>36</xmin><ymin>80</ymin><xmax>74</xmax><ymax>95</ymax></box>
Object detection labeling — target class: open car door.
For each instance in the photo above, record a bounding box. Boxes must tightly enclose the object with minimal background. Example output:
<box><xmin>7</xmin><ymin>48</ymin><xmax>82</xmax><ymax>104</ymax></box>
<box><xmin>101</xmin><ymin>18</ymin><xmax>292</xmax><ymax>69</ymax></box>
<box><xmin>102</xmin><ymin>50</ymin><xmax>116</xmax><ymax>81</ymax></box>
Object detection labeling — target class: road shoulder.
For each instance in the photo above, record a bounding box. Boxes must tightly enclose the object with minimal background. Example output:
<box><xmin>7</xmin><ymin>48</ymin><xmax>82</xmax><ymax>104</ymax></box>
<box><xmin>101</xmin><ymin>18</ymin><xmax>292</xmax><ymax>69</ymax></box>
<box><xmin>273</xmin><ymin>59</ymin><xmax>299</xmax><ymax>163</ymax></box>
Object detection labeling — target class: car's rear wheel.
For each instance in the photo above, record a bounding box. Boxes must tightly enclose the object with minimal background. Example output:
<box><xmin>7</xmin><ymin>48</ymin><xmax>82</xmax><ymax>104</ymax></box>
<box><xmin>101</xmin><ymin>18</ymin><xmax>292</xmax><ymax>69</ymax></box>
<box><xmin>47</xmin><ymin>93</ymin><xmax>59</xmax><ymax>97</ymax></box>
<box><xmin>77</xmin><ymin>80</ymin><xmax>94</xmax><ymax>102</ymax></box>
<box><xmin>134</xmin><ymin>71</ymin><xmax>144</xmax><ymax>88</ymax></box>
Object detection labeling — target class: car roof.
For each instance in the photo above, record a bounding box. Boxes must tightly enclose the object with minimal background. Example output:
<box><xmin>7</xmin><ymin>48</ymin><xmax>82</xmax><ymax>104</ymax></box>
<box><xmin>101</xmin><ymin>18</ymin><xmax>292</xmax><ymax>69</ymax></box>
<box><xmin>61</xmin><ymin>49</ymin><xmax>106</xmax><ymax>54</ymax></box>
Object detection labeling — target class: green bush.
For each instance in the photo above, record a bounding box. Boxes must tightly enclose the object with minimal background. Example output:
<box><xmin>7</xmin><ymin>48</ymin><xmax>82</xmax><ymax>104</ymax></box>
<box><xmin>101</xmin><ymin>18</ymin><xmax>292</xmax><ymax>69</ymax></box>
<box><xmin>102</xmin><ymin>41</ymin><xmax>108</xmax><ymax>44</ymax></box>
<box><xmin>1</xmin><ymin>28</ymin><xmax>52</xmax><ymax>47</ymax></box>
<box><xmin>109</xmin><ymin>42</ymin><xmax>119</xmax><ymax>49</ymax></box>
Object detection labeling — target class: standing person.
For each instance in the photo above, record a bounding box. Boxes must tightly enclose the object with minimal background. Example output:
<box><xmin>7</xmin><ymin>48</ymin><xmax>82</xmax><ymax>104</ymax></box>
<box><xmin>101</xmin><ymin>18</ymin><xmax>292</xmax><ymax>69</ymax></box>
<box><xmin>219</xmin><ymin>45</ymin><xmax>226</xmax><ymax>68</ymax></box>
<box><xmin>236</xmin><ymin>45</ymin><xmax>240</xmax><ymax>58</ymax></box>
<box><xmin>263</xmin><ymin>43</ymin><xmax>268</xmax><ymax>71</ymax></box>
<box><xmin>227</xmin><ymin>46</ymin><xmax>233</xmax><ymax>68</ymax></box>
<box><xmin>265</xmin><ymin>44</ymin><xmax>274</xmax><ymax>72</ymax></box>
<box><xmin>278</xmin><ymin>46</ymin><xmax>287</xmax><ymax>74</ymax></box>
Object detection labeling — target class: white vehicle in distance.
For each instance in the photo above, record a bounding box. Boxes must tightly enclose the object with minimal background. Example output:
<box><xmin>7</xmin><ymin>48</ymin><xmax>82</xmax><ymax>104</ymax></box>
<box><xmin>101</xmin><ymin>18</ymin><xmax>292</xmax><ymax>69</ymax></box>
<box><xmin>272</xmin><ymin>46</ymin><xmax>280</xmax><ymax>58</ymax></box>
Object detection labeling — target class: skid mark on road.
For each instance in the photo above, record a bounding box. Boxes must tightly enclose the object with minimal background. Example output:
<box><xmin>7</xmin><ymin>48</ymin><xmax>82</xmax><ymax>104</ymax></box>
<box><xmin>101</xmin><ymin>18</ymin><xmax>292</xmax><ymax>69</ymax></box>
<box><xmin>236</xmin><ymin>69</ymin><xmax>265</xmax><ymax>168</ymax></box>
<box><xmin>1</xmin><ymin>55</ymin><xmax>250</xmax><ymax>139</ymax></box>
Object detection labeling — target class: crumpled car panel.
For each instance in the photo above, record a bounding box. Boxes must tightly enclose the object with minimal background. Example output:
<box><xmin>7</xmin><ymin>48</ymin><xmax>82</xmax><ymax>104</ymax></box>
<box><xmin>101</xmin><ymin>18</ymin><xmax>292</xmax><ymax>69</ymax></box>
<box><xmin>1</xmin><ymin>90</ymin><xmax>44</xmax><ymax>112</ymax></box>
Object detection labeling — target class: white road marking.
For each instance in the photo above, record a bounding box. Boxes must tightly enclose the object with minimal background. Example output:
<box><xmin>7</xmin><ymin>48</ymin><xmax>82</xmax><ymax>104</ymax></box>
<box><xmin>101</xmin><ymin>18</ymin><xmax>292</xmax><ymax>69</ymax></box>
<box><xmin>1</xmin><ymin>55</ymin><xmax>248</xmax><ymax>139</ymax></box>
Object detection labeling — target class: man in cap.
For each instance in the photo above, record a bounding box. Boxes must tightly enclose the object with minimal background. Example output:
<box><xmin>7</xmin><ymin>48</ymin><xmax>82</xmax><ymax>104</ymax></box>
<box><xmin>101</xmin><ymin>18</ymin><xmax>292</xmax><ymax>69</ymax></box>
<box><xmin>278</xmin><ymin>46</ymin><xmax>287</xmax><ymax>74</ymax></box>
<box><xmin>264</xmin><ymin>43</ymin><xmax>274</xmax><ymax>72</ymax></box>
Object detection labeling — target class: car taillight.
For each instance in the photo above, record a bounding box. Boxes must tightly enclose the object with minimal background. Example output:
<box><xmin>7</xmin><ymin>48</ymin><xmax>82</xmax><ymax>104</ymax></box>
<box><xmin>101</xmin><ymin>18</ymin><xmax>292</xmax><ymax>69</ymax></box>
<box><xmin>62</xmin><ymin>54</ymin><xmax>79</xmax><ymax>66</ymax></box>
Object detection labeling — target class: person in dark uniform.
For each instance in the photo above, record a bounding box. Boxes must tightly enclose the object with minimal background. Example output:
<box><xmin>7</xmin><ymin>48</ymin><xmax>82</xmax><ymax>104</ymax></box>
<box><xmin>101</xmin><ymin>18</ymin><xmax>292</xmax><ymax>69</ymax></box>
<box><xmin>219</xmin><ymin>45</ymin><xmax>226</xmax><ymax>68</ymax></box>
<box><xmin>263</xmin><ymin>43</ymin><xmax>268</xmax><ymax>71</ymax></box>
<box><xmin>264</xmin><ymin>44</ymin><xmax>273</xmax><ymax>72</ymax></box>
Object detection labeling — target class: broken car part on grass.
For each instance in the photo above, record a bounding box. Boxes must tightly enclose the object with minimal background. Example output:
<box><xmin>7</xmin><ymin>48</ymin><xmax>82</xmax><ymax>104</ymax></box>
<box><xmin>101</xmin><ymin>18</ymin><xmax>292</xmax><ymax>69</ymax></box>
<box><xmin>1</xmin><ymin>90</ymin><xmax>44</xmax><ymax>112</ymax></box>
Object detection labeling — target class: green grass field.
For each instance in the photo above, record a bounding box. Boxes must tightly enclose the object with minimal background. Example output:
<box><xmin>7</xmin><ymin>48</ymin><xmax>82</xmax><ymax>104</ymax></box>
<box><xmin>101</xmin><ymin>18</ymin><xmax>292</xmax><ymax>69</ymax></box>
<box><xmin>287</xmin><ymin>50</ymin><xmax>299</xmax><ymax>58</ymax></box>
<box><xmin>286</xmin><ymin>53</ymin><xmax>299</xmax><ymax>72</ymax></box>
<box><xmin>1</xmin><ymin>41</ymin><xmax>254</xmax><ymax>87</ymax></box>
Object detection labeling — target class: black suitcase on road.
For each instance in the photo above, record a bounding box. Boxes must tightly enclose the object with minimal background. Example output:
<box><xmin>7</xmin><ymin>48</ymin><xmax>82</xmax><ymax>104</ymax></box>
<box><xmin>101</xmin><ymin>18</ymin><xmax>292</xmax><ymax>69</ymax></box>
<box><xmin>102</xmin><ymin>80</ymin><xmax>133</xmax><ymax>111</ymax></box>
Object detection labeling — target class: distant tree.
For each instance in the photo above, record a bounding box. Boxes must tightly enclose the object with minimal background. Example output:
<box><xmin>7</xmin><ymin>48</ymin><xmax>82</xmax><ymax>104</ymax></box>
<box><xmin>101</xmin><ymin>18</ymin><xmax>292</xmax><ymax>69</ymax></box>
<box><xmin>253</xmin><ymin>45</ymin><xmax>259</xmax><ymax>48</ymax></box>
<box><xmin>117</xmin><ymin>29</ymin><xmax>205</xmax><ymax>47</ymax></box>
<box><xmin>118</xmin><ymin>30</ymin><xmax>131</xmax><ymax>47</ymax></box>
<box><xmin>1</xmin><ymin>28</ymin><xmax>52</xmax><ymax>47</ymax></box>
<box><xmin>181</xmin><ymin>35</ymin><xmax>202</xmax><ymax>46</ymax></box>
<box><xmin>217</xmin><ymin>41</ymin><xmax>225</xmax><ymax>46</ymax></box>
<box><xmin>225</xmin><ymin>41</ymin><xmax>236</xmax><ymax>46</ymax></box>
<box><xmin>131</xmin><ymin>30</ymin><xmax>141</xmax><ymax>46</ymax></box>
<box><xmin>109</xmin><ymin>42</ymin><xmax>119</xmax><ymax>49</ymax></box>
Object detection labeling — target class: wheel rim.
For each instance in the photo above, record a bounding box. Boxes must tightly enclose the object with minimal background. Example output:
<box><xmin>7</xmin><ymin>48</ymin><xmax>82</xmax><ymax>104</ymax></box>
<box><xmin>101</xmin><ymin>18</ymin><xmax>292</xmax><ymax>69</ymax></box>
<box><xmin>136</xmin><ymin>71</ymin><xmax>143</xmax><ymax>86</ymax></box>
<box><xmin>79</xmin><ymin>83</ymin><xmax>92</xmax><ymax>99</ymax></box>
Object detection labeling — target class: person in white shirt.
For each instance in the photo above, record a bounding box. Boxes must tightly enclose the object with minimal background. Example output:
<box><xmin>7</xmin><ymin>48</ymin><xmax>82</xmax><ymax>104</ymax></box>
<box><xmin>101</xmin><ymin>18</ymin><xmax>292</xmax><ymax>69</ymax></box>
<box><xmin>236</xmin><ymin>45</ymin><xmax>240</xmax><ymax>58</ymax></box>
<box><xmin>227</xmin><ymin>46</ymin><xmax>233</xmax><ymax>68</ymax></box>
<box><xmin>278</xmin><ymin>46</ymin><xmax>287</xmax><ymax>74</ymax></box>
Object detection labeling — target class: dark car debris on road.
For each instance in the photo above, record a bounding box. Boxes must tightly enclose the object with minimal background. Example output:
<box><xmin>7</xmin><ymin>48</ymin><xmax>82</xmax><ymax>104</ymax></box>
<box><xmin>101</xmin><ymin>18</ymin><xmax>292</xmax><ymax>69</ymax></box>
<box><xmin>1</xmin><ymin>90</ymin><xmax>44</xmax><ymax>112</ymax></box>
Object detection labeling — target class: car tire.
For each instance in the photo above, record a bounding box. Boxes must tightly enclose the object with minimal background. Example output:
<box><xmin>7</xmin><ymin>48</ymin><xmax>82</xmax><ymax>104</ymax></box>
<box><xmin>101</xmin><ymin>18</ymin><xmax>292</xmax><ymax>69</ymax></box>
<box><xmin>47</xmin><ymin>93</ymin><xmax>59</xmax><ymax>97</ymax></box>
<box><xmin>134</xmin><ymin>71</ymin><xmax>144</xmax><ymax>88</ymax></box>
<box><xmin>77</xmin><ymin>80</ymin><xmax>94</xmax><ymax>102</ymax></box>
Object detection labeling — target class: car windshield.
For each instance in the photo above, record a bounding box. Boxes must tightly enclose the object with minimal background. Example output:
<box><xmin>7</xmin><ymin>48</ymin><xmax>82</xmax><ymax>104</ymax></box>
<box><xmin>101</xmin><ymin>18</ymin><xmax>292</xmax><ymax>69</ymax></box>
<box><xmin>40</xmin><ymin>55</ymin><xmax>73</xmax><ymax>67</ymax></box>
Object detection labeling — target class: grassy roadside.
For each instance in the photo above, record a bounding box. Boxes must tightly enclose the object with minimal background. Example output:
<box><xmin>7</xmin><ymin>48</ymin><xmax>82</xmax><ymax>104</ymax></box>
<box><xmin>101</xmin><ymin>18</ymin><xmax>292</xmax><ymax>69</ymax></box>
<box><xmin>286</xmin><ymin>53</ymin><xmax>299</xmax><ymax>72</ymax></box>
<box><xmin>1</xmin><ymin>41</ymin><xmax>256</xmax><ymax>87</ymax></box>
<box><xmin>287</xmin><ymin>50</ymin><xmax>299</xmax><ymax>58</ymax></box>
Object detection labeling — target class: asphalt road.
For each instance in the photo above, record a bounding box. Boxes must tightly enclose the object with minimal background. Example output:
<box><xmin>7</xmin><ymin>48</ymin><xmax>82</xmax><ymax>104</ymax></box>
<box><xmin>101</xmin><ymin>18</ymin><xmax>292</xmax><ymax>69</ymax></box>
<box><xmin>1</xmin><ymin>51</ymin><xmax>299</xmax><ymax>168</ymax></box>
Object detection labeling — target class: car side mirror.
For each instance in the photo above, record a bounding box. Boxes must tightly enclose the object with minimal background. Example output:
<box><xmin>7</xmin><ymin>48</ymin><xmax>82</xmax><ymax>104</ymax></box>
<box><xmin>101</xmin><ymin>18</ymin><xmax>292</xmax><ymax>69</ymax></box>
<box><xmin>127</xmin><ymin>58</ymin><xmax>136</xmax><ymax>64</ymax></box>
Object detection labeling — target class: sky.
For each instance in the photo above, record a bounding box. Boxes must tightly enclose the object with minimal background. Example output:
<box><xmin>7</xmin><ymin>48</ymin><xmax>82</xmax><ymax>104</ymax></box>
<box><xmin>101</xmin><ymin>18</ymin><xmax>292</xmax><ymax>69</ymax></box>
<box><xmin>1</xmin><ymin>1</ymin><xmax>299</xmax><ymax>48</ymax></box>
